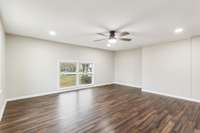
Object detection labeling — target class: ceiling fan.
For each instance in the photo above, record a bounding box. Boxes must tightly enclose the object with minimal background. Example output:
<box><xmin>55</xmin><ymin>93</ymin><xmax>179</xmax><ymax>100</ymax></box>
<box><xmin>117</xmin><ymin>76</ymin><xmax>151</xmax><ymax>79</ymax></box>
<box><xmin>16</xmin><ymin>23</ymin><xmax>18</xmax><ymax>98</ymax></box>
<box><xmin>94</xmin><ymin>30</ymin><xmax>132</xmax><ymax>44</ymax></box>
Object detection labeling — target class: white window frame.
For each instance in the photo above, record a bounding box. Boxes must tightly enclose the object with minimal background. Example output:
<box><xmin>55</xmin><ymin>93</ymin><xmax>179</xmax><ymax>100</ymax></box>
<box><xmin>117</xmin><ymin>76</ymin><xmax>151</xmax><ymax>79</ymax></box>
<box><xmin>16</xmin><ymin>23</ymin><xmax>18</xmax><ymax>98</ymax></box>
<box><xmin>57</xmin><ymin>60</ymin><xmax>94</xmax><ymax>89</ymax></box>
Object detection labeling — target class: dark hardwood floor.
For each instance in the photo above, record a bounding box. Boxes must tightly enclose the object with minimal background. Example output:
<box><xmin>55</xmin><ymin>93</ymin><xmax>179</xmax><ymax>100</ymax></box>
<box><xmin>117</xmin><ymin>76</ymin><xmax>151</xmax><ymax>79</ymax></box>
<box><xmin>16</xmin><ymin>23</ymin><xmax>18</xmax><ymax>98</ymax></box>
<box><xmin>1</xmin><ymin>85</ymin><xmax>200</xmax><ymax>133</ymax></box>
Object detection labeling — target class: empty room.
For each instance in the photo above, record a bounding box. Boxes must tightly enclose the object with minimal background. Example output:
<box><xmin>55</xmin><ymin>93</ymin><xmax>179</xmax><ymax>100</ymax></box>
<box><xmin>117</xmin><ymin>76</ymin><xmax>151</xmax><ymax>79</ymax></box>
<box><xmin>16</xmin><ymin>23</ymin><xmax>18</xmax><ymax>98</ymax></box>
<box><xmin>0</xmin><ymin>0</ymin><xmax>200</xmax><ymax>133</ymax></box>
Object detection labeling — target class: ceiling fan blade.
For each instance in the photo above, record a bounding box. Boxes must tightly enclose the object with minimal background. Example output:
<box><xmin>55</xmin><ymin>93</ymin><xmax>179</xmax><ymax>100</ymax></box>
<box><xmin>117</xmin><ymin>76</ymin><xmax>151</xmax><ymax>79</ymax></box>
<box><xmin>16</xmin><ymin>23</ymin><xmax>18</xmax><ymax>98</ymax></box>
<box><xmin>93</xmin><ymin>38</ymin><xmax>107</xmax><ymax>42</ymax></box>
<box><xmin>120</xmin><ymin>32</ymin><xmax>130</xmax><ymax>37</ymax></box>
<box><xmin>97</xmin><ymin>33</ymin><xmax>108</xmax><ymax>37</ymax></box>
<box><xmin>120</xmin><ymin>38</ymin><xmax>132</xmax><ymax>41</ymax></box>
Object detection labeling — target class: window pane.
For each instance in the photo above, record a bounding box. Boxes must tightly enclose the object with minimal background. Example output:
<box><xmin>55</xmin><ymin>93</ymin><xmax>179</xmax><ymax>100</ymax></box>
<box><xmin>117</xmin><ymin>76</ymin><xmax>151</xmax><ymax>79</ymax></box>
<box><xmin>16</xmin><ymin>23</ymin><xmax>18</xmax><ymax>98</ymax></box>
<box><xmin>60</xmin><ymin>63</ymin><xmax>76</xmax><ymax>72</ymax></box>
<box><xmin>79</xmin><ymin>74</ymin><xmax>92</xmax><ymax>85</ymax></box>
<box><xmin>60</xmin><ymin>74</ymin><xmax>76</xmax><ymax>88</ymax></box>
<box><xmin>79</xmin><ymin>63</ymin><xmax>93</xmax><ymax>73</ymax></box>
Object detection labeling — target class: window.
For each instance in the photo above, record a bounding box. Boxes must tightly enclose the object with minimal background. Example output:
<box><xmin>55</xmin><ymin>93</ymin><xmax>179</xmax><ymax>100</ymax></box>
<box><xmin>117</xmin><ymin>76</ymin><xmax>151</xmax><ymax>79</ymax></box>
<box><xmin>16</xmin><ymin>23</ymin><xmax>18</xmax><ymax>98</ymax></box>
<box><xmin>59</xmin><ymin>62</ymin><xmax>77</xmax><ymax>88</ymax></box>
<box><xmin>79</xmin><ymin>63</ymin><xmax>93</xmax><ymax>85</ymax></box>
<box><xmin>59</xmin><ymin>61</ymin><xmax>94</xmax><ymax>89</ymax></box>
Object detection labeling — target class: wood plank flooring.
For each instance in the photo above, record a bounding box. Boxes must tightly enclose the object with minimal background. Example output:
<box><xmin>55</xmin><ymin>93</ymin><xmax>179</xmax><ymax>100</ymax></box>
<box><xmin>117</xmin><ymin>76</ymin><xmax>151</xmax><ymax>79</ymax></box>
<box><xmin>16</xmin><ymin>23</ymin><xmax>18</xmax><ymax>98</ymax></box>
<box><xmin>1</xmin><ymin>84</ymin><xmax>200</xmax><ymax>133</ymax></box>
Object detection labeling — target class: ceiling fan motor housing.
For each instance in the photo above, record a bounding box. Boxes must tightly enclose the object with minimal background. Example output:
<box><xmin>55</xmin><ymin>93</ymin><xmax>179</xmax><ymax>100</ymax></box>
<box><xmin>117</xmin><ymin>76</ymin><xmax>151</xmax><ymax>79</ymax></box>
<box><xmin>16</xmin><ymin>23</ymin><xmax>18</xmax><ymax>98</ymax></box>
<box><xmin>110</xmin><ymin>31</ymin><xmax>116</xmax><ymax>39</ymax></box>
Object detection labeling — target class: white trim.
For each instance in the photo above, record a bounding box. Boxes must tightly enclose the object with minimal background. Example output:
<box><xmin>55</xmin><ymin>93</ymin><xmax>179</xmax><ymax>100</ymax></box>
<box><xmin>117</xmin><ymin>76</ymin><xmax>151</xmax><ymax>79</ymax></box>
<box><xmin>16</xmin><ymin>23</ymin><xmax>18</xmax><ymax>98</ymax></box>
<box><xmin>6</xmin><ymin>82</ymin><xmax>112</xmax><ymax>102</ymax></box>
<box><xmin>0</xmin><ymin>100</ymin><xmax>7</xmax><ymax>121</ymax></box>
<box><xmin>142</xmin><ymin>89</ymin><xmax>200</xmax><ymax>103</ymax></box>
<box><xmin>113</xmin><ymin>82</ymin><xmax>142</xmax><ymax>88</ymax></box>
<box><xmin>76</xmin><ymin>62</ymin><xmax>80</xmax><ymax>85</ymax></box>
<box><xmin>113</xmin><ymin>82</ymin><xmax>200</xmax><ymax>103</ymax></box>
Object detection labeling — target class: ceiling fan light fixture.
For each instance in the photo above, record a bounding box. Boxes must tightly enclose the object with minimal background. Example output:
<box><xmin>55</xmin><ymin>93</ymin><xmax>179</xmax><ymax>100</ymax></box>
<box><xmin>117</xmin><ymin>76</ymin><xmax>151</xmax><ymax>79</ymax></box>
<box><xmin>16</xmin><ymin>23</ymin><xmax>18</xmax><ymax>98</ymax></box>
<box><xmin>107</xmin><ymin>43</ymin><xmax>111</xmax><ymax>47</ymax></box>
<box><xmin>108</xmin><ymin>38</ymin><xmax>117</xmax><ymax>44</ymax></box>
<box><xmin>49</xmin><ymin>30</ymin><xmax>56</xmax><ymax>36</ymax></box>
<box><xmin>174</xmin><ymin>28</ymin><xmax>184</xmax><ymax>34</ymax></box>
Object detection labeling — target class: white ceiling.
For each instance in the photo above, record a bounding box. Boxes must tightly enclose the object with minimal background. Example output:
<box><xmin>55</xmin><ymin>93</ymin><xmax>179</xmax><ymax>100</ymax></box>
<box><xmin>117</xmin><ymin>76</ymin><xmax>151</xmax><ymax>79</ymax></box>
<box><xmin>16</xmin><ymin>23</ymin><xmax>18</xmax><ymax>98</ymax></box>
<box><xmin>0</xmin><ymin>0</ymin><xmax>200</xmax><ymax>51</ymax></box>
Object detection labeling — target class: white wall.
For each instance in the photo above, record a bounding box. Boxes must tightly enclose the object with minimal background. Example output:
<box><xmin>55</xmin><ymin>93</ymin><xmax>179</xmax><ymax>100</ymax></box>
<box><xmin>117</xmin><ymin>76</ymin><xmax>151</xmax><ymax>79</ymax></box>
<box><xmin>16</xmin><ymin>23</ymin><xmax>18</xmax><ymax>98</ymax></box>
<box><xmin>6</xmin><ymin>35</ymin><xmax>114</xmax><ymax>99</ymax></box>
<box><xmin>0</xmin><ymin>18</ymin><xmax>6</xmax><ymax>120</ymax></box>
<box><xmin>192</xmin><ymin>37</ymin><xmax>200</xmax><ymax>100</ymax></box>
<box><xmin>142</xmin><ymin>40</ymin><xmax>191</xmax><ymax>98</ymax></box>
<box><xmin>114</xmin><ymin>37</ymin><xmax>200</xmax><ymax>101</ymax></box>
<box><xmin>114</xmin><ymin>48</ymin><xmax>142</xmax><ymax>87</ymax></box>
<box><xmin>5</xmin><ymin>34</ymin><xmax>200</xmax><ymax>101</ymax></box>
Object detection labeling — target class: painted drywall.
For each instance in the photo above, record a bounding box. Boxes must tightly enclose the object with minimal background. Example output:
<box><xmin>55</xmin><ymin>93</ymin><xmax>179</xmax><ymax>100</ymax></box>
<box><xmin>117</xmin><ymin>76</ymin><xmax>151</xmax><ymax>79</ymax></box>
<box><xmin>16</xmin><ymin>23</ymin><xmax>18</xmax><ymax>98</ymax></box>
<box><xmin>114</xmin><ymin>48</ymin><xmax>142</xmax><ymax>88</ymax></box>
<box><xmin>6</xmin><ymin>35</ymin><xmax>114</xmax><ymax>99</ymax></box>
<box><xmin>5</xmin><ymin>33</ymin><xmax>200</xmax><ymax>101</ymax></box>
<box><xmin>142</xmin><ymin>40</ymin><xmax>191</xmax><ymax>98</ymax></box>
<box><xmin>0</xmin><ymin>18</ymin><xmax>6</xmax><ymax>120</ymax></box>
<box><xmin>114</xmin><ymin>37</ymin><xmax>200</xmax><ymax>100</ymax></box>
<box><xmin>192</xmin><ymin>37</ymin><xmax>200</xmax><ymax>100</ymax></box>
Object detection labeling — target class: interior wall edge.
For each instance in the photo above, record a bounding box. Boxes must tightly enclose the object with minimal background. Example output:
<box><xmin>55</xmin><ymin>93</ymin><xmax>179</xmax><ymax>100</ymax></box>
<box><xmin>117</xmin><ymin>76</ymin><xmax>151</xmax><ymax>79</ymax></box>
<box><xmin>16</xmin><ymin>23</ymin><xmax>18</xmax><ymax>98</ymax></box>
<box><xmin>0</xmin><ymin>14</ymin><xmax>6</xmax><ymax>122</ymax></box>
<box><xmin>0</xmin><ymin>99</ymin><xmax>7</xmax><ymax>121</ymax></box>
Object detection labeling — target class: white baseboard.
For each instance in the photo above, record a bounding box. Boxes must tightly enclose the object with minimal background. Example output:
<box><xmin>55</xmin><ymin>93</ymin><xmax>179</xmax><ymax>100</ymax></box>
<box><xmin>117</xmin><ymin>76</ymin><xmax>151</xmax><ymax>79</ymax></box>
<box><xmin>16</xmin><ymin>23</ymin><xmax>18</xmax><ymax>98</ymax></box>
<box><xmin>113</xmin><ymin>82</ymin><xmax>142</xmax><ymax>88</ymax></box>
<box><xmin>142</xmin><ymin>89</ymin><xmax>200</xmax><ymax>103</ymax></box>
<box><xmin>0</xmin><ymin>99</ymin><xmax>7</xmax><ymax>121</ymax></box>
<box><xmin>113</xmin><ymin>82</ymin><xmax>200</xmax><ymax>103</ymax></box>
<box><xmin>4</xmin><ymin>82</ymin><xmax>200</xmax><ymax>121</ymax></box>
<box><xmin>7</xmin><ymin>82</ymin><xmax>113</xmax><ymax>102</ymax></box>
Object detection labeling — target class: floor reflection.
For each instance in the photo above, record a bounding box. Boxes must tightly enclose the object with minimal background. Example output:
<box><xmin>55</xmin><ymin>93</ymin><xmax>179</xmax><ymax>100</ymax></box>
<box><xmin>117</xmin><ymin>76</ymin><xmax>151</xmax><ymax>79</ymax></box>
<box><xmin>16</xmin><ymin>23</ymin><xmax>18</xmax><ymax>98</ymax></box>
<box><xmin>58</xmin><ymin>89</ymin><xmax>93</xmax><ymax>117</ymax></box>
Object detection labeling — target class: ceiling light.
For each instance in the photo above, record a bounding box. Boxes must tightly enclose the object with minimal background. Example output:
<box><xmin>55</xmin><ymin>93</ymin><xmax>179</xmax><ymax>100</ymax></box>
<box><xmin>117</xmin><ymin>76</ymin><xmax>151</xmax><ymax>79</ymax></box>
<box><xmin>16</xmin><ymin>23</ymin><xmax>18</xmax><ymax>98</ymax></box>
<box><xmin>49</xmin><ymin>30</ymin><xmax>56</xmax><ymax>36</ymax></box>
<box><xmin>107</xmin><ymin>44</ymin><xmax>111</xmax><ymax>47</ymax></box>
<box><xmin>174</xmin><ymin>28</ymin><xmax>184</xmax><ymax>34</ymax></box>
<box><xmin>108</xmin><ymin>38</ymin><xmax>117</xmax><ymax>44</ymax></box>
